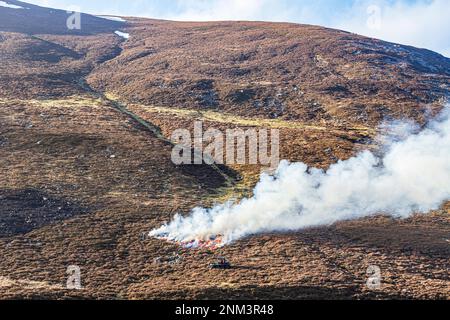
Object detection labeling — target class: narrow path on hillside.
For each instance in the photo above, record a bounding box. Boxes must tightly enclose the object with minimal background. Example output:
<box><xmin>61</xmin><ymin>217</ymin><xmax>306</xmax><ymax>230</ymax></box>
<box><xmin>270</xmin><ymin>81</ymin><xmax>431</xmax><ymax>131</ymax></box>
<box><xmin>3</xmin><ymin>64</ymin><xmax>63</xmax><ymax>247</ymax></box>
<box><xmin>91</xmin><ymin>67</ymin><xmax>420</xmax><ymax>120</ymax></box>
<box><xmin>76</xmin><ymin>79</ymin><xmax>236</xmax><ymax>186</ymax></box>
<box><xmin>78</xmin><ymin>79</ymin><xmax>168</xmax><ymax>140</ymax></box>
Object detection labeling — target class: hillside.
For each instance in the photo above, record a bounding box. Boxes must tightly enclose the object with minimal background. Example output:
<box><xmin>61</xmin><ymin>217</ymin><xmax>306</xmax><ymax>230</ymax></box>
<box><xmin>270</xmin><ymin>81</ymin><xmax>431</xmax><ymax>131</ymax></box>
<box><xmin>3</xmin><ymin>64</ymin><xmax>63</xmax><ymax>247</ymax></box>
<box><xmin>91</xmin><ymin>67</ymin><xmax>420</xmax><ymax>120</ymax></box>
<box><xmin>88</xmin><ymin>18</ymin><xmax>450</xmax><ymax>126</ymax></box>
<box><xmin>0</xmin><ymin>1</ymin><xmax>449</xmax><ymax>299</ymax></box>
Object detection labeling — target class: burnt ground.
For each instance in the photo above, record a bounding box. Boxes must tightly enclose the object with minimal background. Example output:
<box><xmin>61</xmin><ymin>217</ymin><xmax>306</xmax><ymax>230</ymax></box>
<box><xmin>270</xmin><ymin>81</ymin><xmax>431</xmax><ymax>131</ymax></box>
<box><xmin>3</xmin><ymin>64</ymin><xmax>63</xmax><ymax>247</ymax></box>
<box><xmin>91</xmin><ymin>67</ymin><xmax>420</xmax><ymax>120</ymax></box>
<box><xmin>0</xmin><ymin>2</ymin><xmax>449</xmax><ymax>300</ymax></box>
<box><xmin>0</xmin><ymin>188</ymin><xmax>87</xmax><ymax>237</ymax></box>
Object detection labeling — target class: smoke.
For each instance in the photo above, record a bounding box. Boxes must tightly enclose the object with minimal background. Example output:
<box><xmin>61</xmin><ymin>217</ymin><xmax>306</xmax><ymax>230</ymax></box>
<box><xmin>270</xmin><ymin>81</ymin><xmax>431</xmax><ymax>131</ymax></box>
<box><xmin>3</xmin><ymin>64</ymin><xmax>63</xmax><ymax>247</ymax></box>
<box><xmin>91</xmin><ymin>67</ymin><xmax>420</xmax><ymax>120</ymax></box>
<box><xmin>150</xmin><ymin>106</ymin><xmax>450</xmax><ymax>245</ymax></box>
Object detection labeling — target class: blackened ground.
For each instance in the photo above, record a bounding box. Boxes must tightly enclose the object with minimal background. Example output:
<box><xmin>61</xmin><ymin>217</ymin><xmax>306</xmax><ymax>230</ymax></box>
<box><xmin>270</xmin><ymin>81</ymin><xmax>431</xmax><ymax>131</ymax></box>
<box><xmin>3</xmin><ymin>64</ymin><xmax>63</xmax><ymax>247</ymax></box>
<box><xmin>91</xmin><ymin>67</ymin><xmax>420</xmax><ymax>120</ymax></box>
<box><xmin>0</xmin><ymin>189</ymin><xmax>87</xmax><ymax>237</ymax></box>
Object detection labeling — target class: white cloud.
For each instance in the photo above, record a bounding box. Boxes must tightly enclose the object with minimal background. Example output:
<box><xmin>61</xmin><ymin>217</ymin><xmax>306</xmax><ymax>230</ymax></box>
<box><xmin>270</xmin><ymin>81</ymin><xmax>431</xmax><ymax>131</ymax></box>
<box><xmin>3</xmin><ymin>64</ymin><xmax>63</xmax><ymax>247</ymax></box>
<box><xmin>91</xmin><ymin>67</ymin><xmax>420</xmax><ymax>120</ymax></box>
<box><xmin>164</xmin><ymin>0</ymin><xmax>293</xmax><ymax>22</ymax></box>
<box><xmin>337</xmin><ymin>0</ymin><xmax>450</xmax><ymax>57</ymax></box>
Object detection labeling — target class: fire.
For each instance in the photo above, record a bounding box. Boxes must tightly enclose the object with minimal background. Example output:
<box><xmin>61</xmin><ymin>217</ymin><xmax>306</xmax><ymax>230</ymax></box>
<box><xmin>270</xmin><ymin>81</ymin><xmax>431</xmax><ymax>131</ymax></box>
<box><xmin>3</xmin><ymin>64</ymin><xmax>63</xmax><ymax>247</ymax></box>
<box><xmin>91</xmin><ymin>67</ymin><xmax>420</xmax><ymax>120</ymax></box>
<box><xmin>181</xmin><ymin>235</ymin><xmax>225</xmax><ymax>250</ymax></box>
<box><xmin>156</xmin><ymin>235</ymin><xmax>225</xmax><ymax>250</ymax></box>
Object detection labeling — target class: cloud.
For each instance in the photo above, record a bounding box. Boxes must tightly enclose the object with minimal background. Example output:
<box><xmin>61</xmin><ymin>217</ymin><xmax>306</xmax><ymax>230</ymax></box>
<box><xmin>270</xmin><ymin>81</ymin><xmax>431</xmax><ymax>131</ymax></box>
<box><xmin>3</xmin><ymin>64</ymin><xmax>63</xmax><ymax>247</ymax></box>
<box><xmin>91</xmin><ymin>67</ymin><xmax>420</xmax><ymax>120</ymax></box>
<box><xmin>336</xmin><ymin>0</ymin><xmax>450</xmax><ymax>57</ymax></box>
<box><xmin>158</xmin><ymin>0</ymin><xmax>282</xmax><ymax>22</ymax></box>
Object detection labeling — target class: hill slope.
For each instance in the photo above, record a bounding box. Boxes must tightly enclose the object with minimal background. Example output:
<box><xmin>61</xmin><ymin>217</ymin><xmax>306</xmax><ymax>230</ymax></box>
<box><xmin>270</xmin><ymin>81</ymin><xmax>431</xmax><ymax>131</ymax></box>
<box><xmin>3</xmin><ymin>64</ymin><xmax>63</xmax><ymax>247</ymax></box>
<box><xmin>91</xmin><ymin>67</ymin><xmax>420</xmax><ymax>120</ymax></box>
<box><xmin>87</xmin><ymin>18</ymin><xmax>450</xmax><ymax>126</ymax></box>
<box><xmin>0</xmin><ymin>1</ymin><xmax>449</xmax><ymax>299</ymax></box>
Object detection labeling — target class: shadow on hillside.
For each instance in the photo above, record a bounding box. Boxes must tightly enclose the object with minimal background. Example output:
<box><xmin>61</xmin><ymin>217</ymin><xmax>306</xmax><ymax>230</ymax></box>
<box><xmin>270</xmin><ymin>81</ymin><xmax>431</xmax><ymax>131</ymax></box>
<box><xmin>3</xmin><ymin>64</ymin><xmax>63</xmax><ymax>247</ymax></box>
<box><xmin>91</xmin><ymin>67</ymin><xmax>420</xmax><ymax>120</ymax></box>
<box><xmin>0</xmin><ymin>188</ymin><xmax>88</xmax><ymax>238</ymax></box>
<box><xmin>153</xmin><ymin>284</ymin><xmax>410</xmax><ymax>300</ymax></box>
<box><xmin>179</xmin><ymin>163</ymin><xmax>239</xmax><ymax>190</ymax></box>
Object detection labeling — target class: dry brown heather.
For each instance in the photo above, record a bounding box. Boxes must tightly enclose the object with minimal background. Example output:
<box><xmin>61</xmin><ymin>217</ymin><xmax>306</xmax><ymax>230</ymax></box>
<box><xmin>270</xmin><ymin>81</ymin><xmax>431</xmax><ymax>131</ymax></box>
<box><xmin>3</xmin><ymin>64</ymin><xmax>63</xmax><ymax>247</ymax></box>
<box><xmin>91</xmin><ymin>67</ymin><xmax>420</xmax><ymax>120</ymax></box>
<box><xmin>88</xmin><ymin>18</ymin><xmax>450</xmax><ymax>126</ymax></box>
<box><xmin>0</xmin><ymin>1</ymin><xmax>449</xmax><ymax>299</ymax></box>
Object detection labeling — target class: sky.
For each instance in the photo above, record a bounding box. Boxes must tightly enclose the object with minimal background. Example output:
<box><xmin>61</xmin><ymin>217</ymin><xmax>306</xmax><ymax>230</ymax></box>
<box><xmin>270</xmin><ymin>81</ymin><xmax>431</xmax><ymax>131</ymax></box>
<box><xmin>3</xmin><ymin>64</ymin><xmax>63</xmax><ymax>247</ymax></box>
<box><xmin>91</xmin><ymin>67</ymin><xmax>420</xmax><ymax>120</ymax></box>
<box><xmin>23</xmin><ymin>0</ymin><xmax>450</xmax><ymax>57</ymax></box>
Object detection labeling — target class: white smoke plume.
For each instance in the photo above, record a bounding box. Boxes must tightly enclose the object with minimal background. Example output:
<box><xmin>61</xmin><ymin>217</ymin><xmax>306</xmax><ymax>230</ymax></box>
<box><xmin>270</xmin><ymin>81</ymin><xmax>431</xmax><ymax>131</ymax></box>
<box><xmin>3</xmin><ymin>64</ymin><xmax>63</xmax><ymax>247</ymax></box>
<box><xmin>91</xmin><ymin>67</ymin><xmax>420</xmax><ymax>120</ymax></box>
<box><xmin>150</xmin><ymin>106</ymin><xmax>450</xmax><ymax>246</ymax></box>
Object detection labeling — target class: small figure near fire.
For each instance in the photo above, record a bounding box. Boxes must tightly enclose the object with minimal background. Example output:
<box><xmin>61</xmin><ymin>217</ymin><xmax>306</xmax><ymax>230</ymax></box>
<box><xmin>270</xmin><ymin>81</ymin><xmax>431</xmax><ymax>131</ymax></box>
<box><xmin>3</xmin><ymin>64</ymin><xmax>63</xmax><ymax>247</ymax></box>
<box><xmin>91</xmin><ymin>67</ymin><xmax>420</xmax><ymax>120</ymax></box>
<box><xmin>210</xmin><ymin>257</ymin><xmax>231</xmax><ymax>270</ymax></box>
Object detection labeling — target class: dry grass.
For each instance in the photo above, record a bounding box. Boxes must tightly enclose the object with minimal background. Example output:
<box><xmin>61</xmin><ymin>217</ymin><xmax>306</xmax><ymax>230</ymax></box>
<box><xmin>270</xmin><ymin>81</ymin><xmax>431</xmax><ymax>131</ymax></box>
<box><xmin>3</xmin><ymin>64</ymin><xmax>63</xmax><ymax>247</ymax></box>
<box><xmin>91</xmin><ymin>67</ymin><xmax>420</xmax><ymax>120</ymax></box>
<box><xmin>1</xmin><ymin>6</ymin><xmax>449</xmax><ymax>300</ymax></box>
<box><xmin>127</xmin><ymin>102</ymin><xmax>376</xmax><ymax>135</ymax></box>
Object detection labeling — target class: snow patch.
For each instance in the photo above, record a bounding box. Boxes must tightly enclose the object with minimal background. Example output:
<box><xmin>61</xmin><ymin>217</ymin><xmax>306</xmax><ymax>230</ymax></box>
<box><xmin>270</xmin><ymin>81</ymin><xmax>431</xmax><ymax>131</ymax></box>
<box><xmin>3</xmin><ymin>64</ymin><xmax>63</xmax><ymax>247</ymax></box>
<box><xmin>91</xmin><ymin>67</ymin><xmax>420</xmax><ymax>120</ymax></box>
<box><xmin>114</xmin><ymin>31</ymin><xmax>130</xmax><ymax>40</ymax></box>
<box><xmin>97</xmin><ymin>15</ymin><xmax>126</xmax><ymax>22</ymax></box>
<box><xmin>0</xmin><ymin>1</ymin><xmax>25</xmax><ymax>9</ymax></box>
